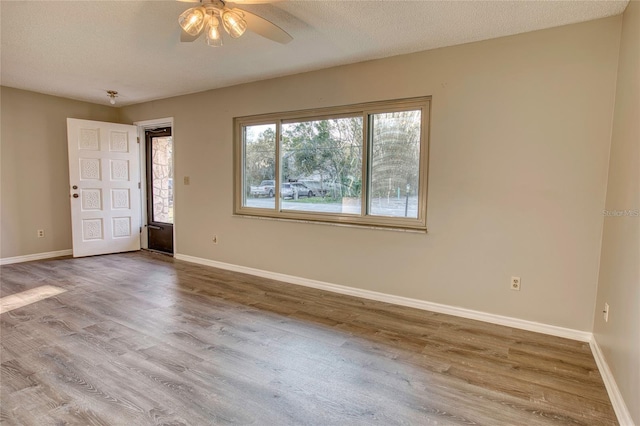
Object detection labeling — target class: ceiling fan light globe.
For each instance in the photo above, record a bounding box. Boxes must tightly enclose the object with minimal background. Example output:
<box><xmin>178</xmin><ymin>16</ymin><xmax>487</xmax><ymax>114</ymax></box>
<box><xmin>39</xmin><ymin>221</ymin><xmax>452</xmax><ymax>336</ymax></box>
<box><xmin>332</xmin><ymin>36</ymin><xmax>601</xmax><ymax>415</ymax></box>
<box><xmin>179</xmin><ymin>7</ymin><xmax>206</xmax><ymax>36</ymax></box>
<box><xmin>222</xmin><ymin>9</ymin><xmax>247</xmax><ymax>38</ymax></box>
<box><xmin>206</xmin><ymin>17</ymin><xmax>223</xmax><ymax>47</ymax></box>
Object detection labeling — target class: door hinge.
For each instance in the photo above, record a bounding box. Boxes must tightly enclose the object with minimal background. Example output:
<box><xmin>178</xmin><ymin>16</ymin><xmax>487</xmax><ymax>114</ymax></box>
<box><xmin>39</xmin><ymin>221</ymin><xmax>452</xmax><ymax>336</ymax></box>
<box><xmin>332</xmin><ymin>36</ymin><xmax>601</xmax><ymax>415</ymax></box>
<box><xmin>137</xmin><ymin>137</ymin><xmax>140</xmax><ymax>144</ymax></box>
<box><xmin>140</xmin><ymin>227</ymin><xmax>142</xmax><ymax>234</ymax></box>
<box><xmin>138</xmin><ymin>182</ymin><xmax>141</xmax><ymax>189</ymax></box>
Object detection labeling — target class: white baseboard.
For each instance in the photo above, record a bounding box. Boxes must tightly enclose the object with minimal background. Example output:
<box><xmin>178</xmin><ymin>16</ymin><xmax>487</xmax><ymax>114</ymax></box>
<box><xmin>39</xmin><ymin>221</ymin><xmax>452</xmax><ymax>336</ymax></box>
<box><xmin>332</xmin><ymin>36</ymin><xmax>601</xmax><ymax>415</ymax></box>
<box><xmin>175</xmin><ymin>253</ymin><xmax>592</xmax><ymax>342</ymax></box>
<box><xmin>590</xmin><ymin>338</ymin><xmax>634</xmax><ymax>426</ymax></box>
<box><xmin>0</xmin><ymin>249</ymin><xmax>73</xmax><ymax>266</ymax></box>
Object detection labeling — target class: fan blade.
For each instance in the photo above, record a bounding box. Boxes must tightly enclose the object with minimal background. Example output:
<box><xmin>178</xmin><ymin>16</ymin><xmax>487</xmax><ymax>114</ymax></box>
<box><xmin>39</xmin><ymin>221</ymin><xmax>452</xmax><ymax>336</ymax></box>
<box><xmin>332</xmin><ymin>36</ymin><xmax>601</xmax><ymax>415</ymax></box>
<box><xmin>180</xmin><ymin>29</ymin><xmax>201</xmax><ymax>42</ymax></box>
<box><xmin>177</xmin><ymin>0</ymin><xmax>200</xmax><ymax>3</ymax></box>
<box><xmin>240</xmin><ymin>9</ymin><xmax>292</xmax><ymax>44</ymax></box>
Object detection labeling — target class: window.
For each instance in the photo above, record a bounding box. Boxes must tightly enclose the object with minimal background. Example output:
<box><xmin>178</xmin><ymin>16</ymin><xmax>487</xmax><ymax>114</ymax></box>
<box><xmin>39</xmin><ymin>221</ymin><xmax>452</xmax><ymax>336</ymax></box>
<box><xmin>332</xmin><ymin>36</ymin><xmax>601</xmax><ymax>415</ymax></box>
<box><xmin>234</xmin><ymin>97</ymin><xmax>430</xmax><ymax>230</ymax></box>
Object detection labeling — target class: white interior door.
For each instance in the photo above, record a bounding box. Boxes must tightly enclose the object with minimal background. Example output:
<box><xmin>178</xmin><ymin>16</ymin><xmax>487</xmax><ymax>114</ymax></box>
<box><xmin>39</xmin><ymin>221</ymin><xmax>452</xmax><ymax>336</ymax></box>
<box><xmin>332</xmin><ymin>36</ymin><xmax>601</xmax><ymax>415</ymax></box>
<box><xmin>67</xmin><ymin>118</ymin><xmax>141</xmax><ymax>257</ymax></box>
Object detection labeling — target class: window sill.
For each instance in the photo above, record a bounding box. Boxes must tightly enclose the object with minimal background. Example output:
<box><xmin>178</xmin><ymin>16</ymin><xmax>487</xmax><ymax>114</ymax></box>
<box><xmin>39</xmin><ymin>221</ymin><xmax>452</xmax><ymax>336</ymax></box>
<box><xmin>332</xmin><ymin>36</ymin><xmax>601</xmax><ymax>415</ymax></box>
<box><xmin>233</xmin><ymin>213</ymin><xmax>428</xmax><ymax>234</ymax></box>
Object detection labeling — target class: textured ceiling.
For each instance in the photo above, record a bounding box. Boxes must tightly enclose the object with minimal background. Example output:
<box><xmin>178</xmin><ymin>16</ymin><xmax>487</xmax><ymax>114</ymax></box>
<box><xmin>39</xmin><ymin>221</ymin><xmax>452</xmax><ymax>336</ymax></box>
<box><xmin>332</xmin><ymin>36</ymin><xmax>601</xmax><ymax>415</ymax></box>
<box><xmin>0</xmin><ymin>0</ymin><xmax>629</xmax><ymax>106</ymax></box>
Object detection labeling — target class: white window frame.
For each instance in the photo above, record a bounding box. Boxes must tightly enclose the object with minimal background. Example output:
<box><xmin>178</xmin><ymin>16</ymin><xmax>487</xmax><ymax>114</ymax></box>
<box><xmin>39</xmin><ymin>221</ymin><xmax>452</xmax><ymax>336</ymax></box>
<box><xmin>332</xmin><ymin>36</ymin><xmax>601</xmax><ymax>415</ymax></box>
<box><xmin>233</xmin><ymin>97</ymin><xmax>430</xmax><ymax>231</ymax></box>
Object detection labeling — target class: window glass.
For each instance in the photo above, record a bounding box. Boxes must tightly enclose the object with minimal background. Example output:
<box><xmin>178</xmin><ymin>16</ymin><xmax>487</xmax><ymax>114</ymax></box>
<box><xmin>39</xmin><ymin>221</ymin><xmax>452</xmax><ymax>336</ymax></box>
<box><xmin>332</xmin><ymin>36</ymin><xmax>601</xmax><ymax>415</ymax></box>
<box><xmin>281</xmin><ymin>117</ymin><xmax>363</xmax><ymax>214</ymax></box>
<box><xmin>243</xmin><ymin>124</ymin><xmax>276</xmax><ymax>209</ymax></box>
<box><xmin>235</xmin><ymin>97</ymin><xmax>429</xmax><ymax>230</ymax></box>
<box><xmin>368</xmin><ymin>110</ymin><xmax>421</xmax><ymax>218</ymax></box>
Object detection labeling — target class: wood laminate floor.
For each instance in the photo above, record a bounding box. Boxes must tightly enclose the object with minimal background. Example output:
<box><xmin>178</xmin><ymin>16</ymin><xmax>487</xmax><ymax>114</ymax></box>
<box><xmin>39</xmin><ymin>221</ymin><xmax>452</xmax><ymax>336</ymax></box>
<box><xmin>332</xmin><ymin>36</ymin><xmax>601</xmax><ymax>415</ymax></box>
<box><xmin>0</xmin><ymin>252</ymin><xmax>617</xmax><ymax>425</ymax></box>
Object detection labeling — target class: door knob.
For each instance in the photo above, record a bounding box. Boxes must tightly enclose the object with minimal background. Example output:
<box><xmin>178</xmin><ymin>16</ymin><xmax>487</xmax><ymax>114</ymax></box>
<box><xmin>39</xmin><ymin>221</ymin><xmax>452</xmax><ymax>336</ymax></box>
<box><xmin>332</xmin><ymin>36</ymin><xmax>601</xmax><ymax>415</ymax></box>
<box><xmin>72</xmin><ymin>185</ymin><xmax>78</xmax><ymax>190</ymax></box>
<box><xmin>73</xmin><ymin>194</ymin><xmax>79</xmax><ymax>198</ymax></box>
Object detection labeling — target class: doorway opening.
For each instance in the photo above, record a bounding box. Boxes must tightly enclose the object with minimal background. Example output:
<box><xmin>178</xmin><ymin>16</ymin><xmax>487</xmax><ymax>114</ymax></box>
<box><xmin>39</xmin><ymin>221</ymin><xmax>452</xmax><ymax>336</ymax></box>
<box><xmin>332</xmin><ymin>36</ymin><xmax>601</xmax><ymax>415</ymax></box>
<box><xmin>145</xmin><ymin>127</ymin><xmax>174</xmax><ymax>254</ymax></box>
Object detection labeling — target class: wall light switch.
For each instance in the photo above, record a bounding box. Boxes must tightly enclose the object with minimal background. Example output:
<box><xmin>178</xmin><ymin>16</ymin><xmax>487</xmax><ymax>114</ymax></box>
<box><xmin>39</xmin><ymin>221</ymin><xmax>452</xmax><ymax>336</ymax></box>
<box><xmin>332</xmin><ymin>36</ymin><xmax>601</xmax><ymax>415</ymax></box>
<box><xmin>184</xmin><ymin>176</ymin><xmax>190</xmax><ymax>185</ymax></box>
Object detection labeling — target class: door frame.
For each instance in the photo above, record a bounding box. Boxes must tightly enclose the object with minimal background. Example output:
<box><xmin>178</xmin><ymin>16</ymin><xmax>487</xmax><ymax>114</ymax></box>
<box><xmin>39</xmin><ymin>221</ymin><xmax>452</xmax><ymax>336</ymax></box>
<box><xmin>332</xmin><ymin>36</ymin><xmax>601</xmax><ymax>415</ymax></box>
<box><xmin>134</xmin><ymin>117</ymin><xmax>175</xmax><ymax>253</ymax></box>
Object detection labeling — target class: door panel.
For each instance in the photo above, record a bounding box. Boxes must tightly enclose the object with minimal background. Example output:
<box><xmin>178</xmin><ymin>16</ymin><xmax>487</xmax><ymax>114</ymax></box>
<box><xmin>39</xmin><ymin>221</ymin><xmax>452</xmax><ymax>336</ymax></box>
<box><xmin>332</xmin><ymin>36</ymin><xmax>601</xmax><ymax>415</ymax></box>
<box><xmin>146</xmin><ymin>128</ymin><xmax>174</xmax><ymax>254</ymax></box>
<box><xmin>67</xmin><ymin>118</ymin><xmax>141</xmax><ymax>257</ymax></box>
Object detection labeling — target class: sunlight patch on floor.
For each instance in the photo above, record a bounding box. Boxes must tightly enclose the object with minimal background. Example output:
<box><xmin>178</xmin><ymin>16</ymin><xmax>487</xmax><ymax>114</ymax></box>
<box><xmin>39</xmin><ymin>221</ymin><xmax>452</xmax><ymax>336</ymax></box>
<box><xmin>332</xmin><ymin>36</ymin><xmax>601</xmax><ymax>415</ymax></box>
<box><xmin>0</xmin><ymin>285</ymin><xmax>66</xmax><ymax>314</ymax></box>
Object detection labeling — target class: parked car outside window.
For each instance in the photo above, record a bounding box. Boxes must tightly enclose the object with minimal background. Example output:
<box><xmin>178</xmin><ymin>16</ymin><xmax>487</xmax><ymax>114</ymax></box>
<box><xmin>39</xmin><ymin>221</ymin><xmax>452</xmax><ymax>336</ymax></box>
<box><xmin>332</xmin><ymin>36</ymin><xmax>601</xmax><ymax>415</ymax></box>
<box><xmin>280</xmin><ymin>182</ymin><xmax>294</xmax><ymax>199</ymax></box>
<box><xmin>299</xmin><ymin>180</ymin><xmax>327</xmax><ymax>196</ymax></box>
<box><xmin>250</xmin><ymin>180</ymin><xmax>275</xmax><ymax>197</ymax></box>
<box><xmin>291</xmin><ymin>182</ymin><xmax>314</xmax><ymax>197</ymax></box>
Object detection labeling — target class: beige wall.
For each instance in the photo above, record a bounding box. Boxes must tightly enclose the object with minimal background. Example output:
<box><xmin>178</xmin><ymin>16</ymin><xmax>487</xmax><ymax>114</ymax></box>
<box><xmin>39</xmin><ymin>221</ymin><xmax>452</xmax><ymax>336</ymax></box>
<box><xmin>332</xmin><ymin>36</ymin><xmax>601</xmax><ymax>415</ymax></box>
<box><xmin>120</xmin><ymin>17</ymin><xmax>621</xmax><ymax>331</ymax></box>
<box><xmin>0</xmin><ymin>87</ymin><xmax>119</xmax><ymax>258</ymax></box>
<box><xmin>594</xmin><ymin>1</ymin><xmax>640</xmax><ymax>423</ymax></box>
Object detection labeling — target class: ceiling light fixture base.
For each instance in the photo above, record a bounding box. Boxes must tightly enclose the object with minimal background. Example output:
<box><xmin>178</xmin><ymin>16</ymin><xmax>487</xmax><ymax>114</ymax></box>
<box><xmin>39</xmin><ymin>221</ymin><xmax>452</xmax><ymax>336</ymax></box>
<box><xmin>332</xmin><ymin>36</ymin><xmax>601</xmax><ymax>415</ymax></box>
<box><xmin>106</xmin><ymin>90</ymin><xmax>118</xmax><ymax>105</ymax></box>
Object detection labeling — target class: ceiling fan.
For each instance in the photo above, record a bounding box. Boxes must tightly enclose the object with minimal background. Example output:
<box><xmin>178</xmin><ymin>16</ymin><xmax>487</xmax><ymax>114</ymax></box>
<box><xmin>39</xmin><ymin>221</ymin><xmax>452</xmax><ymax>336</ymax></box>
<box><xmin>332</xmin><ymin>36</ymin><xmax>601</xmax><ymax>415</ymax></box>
<box><xmin>177</xmin><ymin>0</ymin><xmax>292</xmax><ymax>47</ymax></box>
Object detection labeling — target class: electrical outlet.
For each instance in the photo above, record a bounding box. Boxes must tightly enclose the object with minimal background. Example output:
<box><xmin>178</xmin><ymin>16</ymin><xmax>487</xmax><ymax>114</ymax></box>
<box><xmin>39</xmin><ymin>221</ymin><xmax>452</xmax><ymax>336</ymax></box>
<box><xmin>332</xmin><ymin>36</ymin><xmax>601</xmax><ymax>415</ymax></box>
<box><xmin>212</xmin><ymin>235</ymin><xmax>218</xmax><ymax>244</ymax></box>
<box><xmin>510</xmin><ymin>276</ymin><xmax>521</xmax><ymax>291</ymax></box>
<box><xmin>37</xmin><ymin>229</ymin><xmax>45</xmax><ymax>238</ymax></box>
<box><xmin>603</xmin><ymin>303</ymin><xmax>609</xmax><ymax>322</ymax></box>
